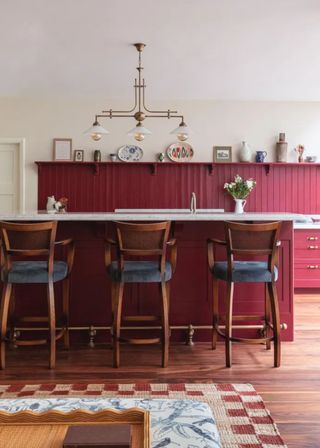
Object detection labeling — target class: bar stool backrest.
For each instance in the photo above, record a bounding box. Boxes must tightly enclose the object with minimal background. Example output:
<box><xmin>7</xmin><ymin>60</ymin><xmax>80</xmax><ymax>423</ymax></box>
<box><xmin>224</xmin><ymin>221</ymin><xmax>281</xmax><ymax>273</ymax></box>
<box><xmin>0</xmin><ymin>221</ymin><xmax>57</xmax><ymax>275</ymax></box>
<box><xmin>113</xmin><ymin>221</ymin><xmax>171</xmax><ymax>274</ymax></box>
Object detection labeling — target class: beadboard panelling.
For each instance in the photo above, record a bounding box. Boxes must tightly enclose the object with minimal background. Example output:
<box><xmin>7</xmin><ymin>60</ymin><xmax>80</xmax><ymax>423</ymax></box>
<box><xmin>37</xmin><ymin>162</ymin><xmax>320</xmax><ymax>214</ymax></box>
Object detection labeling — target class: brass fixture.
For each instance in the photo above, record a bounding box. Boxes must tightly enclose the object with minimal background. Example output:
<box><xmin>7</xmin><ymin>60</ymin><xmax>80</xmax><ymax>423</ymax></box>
<box><xmin>84</xmin><ymin>43</ymin><xmax>191</xmax><ymax>142</ymax></box>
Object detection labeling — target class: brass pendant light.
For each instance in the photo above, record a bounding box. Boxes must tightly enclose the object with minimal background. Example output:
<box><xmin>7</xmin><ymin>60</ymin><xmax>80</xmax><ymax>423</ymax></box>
<box><xmin>84</xmin><ymin>43</ymin><xmax>191</xmax><ymax>142</ymax></box>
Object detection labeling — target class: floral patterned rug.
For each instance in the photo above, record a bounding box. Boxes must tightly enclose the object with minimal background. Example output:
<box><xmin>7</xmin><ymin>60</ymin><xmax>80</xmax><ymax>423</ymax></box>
<box><xmin>0</xmin><ymin>383</ymin><xmax>287</xmax><ymax>448</ymax></box>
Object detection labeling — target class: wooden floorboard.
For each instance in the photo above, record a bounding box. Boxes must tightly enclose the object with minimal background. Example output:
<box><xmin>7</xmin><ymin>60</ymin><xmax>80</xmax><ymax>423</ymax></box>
<box><xmin>0</xmin><ymin>294</ymin><xmax>319</xmax><ymax>447</ymax></box>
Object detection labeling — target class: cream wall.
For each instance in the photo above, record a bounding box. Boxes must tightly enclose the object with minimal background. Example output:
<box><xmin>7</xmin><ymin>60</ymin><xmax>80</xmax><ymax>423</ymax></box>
<box><xmin>1</xmin><ymin>97</ymin><xmax>320</xmax><ymax>210</ymax></box>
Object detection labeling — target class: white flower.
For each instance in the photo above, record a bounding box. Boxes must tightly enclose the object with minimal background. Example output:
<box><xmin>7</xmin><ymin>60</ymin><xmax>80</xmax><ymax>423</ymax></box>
<box><xmin>235</xmin><ymin>175</ymin><xmax>242</xmax><ymax>183</ymax></box>
<box><xmin>246</xmin><ymin>180</ymin><xmax>254</xmax><ymax>189</ymax></box>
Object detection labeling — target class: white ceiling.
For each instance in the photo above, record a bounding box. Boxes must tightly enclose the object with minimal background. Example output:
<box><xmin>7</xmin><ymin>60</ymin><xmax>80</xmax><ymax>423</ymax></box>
<box><xmin>1</xmin><ymin>0</ymin><xmax>320</xmax><ymax>101</ymax></box>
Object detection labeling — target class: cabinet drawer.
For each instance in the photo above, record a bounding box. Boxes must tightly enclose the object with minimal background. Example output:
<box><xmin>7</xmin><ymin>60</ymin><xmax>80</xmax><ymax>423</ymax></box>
<box><xmin>295</xmin><ymin>229</ymin><xmax>320</xmax><ymax>249</ymax></box>
<box><xmin>294</xmin><ymin>260</ymin><xmax>320</xmax><ymax>288</ymax></box>
<box><xmin>295</xmin><ymin>247</ymin><xmax>320</xmax><ymax>258</ymax></box>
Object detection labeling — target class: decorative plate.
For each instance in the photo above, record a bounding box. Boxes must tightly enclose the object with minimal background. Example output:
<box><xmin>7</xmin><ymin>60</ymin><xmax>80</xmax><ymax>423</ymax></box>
<box><xmin>166</xmin><ymin>142</ymin><xmax>194</xmax><ymax>162</ymax></box>
<box><xmin>117</xmin><ymin>145</ymin><xmax>143</xmax><ymax>162</ymax></box>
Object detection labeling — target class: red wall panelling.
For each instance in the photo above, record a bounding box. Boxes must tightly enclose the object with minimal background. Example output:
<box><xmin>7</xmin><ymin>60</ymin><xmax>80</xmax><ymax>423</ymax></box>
<box><xmin>36</xmin><ymin>161</ymin><xmax>320</xmax><ymax>214</ymax></box>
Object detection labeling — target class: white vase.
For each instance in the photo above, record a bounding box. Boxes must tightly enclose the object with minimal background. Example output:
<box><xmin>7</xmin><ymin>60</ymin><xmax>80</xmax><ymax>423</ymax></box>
<box><xmin>239</xmin><ymin>141</ymin><xmax>252</xmax><ymax>162</ymax></box>
<box><xmin>234</xmin><ymin>198</ymin><xmax>246</xmax><ymax>213</ymax></box>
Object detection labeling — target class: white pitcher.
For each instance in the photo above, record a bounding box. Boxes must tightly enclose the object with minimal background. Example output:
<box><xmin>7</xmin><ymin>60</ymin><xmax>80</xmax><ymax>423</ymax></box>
<box><xmin>46</xmin><ymin>196</ymin><xmax>57</xmax><ymax>213</ymax></box>
<box><xmin>234</xmin><ymin>198</ymin><xmax>246</xmax><ymax>214</ymax></box>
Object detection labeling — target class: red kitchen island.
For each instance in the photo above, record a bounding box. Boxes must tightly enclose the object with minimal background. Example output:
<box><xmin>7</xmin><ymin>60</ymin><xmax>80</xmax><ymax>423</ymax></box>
<box><xmin>0</xmin><ymin>211</ymin><xmax>301</xmax><ymax>342</ymax></box>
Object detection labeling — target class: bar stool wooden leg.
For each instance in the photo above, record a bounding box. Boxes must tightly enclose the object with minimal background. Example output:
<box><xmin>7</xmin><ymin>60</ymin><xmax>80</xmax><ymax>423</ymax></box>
<box><xmin>161</xmin><ymin>281</ymin><xmax>170</xmax><ymax>368</ymax></box>
<box><xmin>212</xmin><ymin>277</ymin><xmax>219</xmax><ymax>350</ymax></box>
<box><xmin>265</xmin><ymin>283</ymin><xmax>271</xmax><ymax>350</ymax></box>
<box><xmin>47</xmin><ymin>281</ymin><xmax>56</xmax><ymax>369</ymax></box>
<box><xmin>225</xmin><ymin>282</ymin><xmax>234</xmax><ymax>368</ymax></box>
<box><xmin>165</xmin><ymin>282</ymin><xmax>171</xmax><ymax>337</ymax></box>
<box><xmin>62</xmin><ymin>278</ymin><xmax>70</xmax><ymax>349</ymax></box>
<box><xmin>268</xmin><ymin>281</ymin><xmax>281</xmax><ymax>367</ymax></box>
<box><xmin>0</xmin><ymin>283</ymin><xmax>12</xmax><ymax>370</ymax></box>
<box><xmin>113</xmin><ymin>282</ymin><xmax>124</xmax><ymax>368</ymax></box>
<box><xmin>8</xmin><ymin>284</ymin><xmax>16</xmax><ymax>345</ymax></box>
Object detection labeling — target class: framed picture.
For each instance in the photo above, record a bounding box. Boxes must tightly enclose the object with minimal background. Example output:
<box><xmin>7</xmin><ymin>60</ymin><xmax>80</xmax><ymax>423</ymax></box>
<box><xmin>213</xmin><ymin>146</ymin><xmax>232</xmax><ymax>162</ymax></box>
<box><xmin>53</xmin><ymin>138</ymin><xmax>72</xmax><ymax>161</ymax></box>
<box><xmin>74</xmin><ymin>149</ymin><xmax>84</xmax><ymax>162</ymax></box>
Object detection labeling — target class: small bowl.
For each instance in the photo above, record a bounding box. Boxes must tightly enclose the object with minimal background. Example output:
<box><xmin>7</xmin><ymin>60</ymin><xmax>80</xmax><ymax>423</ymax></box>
<box><xmin>305</xmin><ymin>156</ymin><xmax>317</xmax><ymax>163</ymax></box>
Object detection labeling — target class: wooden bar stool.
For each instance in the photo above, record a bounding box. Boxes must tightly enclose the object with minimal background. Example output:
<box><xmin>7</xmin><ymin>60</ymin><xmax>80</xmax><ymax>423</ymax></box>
<box><xmin>105</xmin><ymin>221</ymin><xmax>177</xmax><ymax>368</ymax></box>
<box><xmin>207</xmin><ymin>221</ymin><xmax>282</xmax><ymax>367</ymax></box>
<box><xmin>0</xmin><ymin>221</ymin><xmax>74</xmax><ymax>369</ymax></box>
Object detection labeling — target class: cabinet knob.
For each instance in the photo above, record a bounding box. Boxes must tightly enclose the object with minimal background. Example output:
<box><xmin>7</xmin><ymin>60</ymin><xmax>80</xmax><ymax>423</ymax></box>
<box><xmin>307</xmin><ymin>265</ymin><xmax>319</xmax><ymax>269</ymax></box>
<box><xmin>308</xmin><ymin>245</ymin><xmax>319</xmax><ymax>249</ymax></box>
<box><xmin>307</xmin><ymin>236</ymin><xmax>318</xmax><ymax>241</ymax></box>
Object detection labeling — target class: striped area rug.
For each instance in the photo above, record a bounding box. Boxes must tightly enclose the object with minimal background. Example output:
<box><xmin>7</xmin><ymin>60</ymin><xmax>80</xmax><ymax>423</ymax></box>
<box><xmin>0</xmin><ymin>383</ymin><xmax>286</xmax><ymax>448</ymax></box>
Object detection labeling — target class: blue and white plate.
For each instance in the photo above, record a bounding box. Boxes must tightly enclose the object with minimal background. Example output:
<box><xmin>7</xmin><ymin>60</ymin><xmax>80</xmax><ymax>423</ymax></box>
<box><xmin>117</xmin><ymin>145</ymin><xmax>143</xmax><ymax>162</ymax></box>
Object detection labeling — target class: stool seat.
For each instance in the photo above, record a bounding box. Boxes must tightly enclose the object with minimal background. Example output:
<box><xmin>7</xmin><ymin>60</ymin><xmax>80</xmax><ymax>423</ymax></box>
<box><xmin>213</xmin><ymin>261</ymin><xmax>278</xmax><ymax>283</ymax></box>
<box><xmin>1</xmin><ymin>261</ymin><xmax>68</xmax><ymax>284</ymax></box>
<box><xmin>109</xmin><ymin>261</ymin><xmax>172</xmax><ymax>283</ymax></box>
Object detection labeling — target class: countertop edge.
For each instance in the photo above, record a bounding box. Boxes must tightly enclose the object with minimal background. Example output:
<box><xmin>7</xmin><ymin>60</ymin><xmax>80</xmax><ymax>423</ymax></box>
<box><xmin>0</xmin><ymin>212</ymin><xmax>304</xmax><ymax>222</ymax></box>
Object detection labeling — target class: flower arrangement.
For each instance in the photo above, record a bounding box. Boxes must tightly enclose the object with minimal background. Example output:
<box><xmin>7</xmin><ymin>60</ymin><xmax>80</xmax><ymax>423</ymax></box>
<box><xmin>224</xmin><ymin>174</ymin><xmax>256</xmax><ymax>199</ymax></box>
<box><xmin>55</xmin><ymin>197</ymin><xmax>68</xmax><ymax>213</ymax></box>
<box><xmin>295</xmin><ymin>144</ymin><xmax>305</xmax><ymax>163</ymax></box>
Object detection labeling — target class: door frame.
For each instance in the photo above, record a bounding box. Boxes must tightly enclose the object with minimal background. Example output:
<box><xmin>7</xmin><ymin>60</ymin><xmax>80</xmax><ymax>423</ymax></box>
<box><xmin>0</xmin><ymin>138</ymin><xmax>25</xmax><ymax>213</ymax></box>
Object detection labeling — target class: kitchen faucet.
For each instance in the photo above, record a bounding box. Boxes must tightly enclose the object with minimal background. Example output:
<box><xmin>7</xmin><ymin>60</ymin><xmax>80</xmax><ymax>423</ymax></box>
<box><xmin>190</xmin><ymin>192</ymin><xmax>197</xmax><ymax>214</ymax></box>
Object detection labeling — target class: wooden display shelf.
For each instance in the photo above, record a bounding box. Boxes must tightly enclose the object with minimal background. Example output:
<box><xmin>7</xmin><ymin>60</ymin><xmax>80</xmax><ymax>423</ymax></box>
<box><xmin>36</xmin><ymin>160</ymin><xmax>320</xmax><ymax>176</ymax></box>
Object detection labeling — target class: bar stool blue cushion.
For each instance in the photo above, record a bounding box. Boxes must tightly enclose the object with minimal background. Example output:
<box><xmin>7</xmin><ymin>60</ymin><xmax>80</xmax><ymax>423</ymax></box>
<box><xmin>1</xmin><ymin>261</ymin><xmax>68</xmax><ymax>284</ymax></box>
<box><xmin>213</xmin><ymin>261</ymin><xmax>278</xmax><ymax>283</ymax></box>
<box><xmin>109</xmin><ymin>261</ymin><xmax>172</xmax><ymax>283</ymax></box>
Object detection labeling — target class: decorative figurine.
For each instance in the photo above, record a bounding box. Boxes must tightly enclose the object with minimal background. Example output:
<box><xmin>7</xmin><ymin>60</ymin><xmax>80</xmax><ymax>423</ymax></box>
<box><xmin>295</xmin><ymin>144</ymin><xmax>305</xmax><ymax>163</ymax></box>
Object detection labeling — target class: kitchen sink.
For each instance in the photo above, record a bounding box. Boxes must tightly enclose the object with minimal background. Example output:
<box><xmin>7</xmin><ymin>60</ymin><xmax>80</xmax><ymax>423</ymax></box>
<box><xmin>114</xmin><ymin>209</ymin><xmax>225</xmax><ymax>213</ymax></box>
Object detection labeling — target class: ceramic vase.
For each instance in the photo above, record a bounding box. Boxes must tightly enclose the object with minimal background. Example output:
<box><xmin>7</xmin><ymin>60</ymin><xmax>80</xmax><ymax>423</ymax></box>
<box><xmin>239</xmin><ymin>141</ymin><xmax>252</xmax><ymax>162</ymax></box>
<box><xmin>94</xmin><ymin>150</ymin><xmax>101</xmax><ymax>162</ymax></box>
<box><xmin>234</xmin><ymin>198</ymin><xmax>246</xmax><ymax>214</ymax></box>
<box><xmin>276</xmin><ymin>132</ymin><xmax>288</xmax><ymax>162</ymax></box>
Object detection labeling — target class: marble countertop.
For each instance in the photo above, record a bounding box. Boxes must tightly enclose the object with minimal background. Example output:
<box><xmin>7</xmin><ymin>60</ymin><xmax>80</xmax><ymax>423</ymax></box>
<box><xmin>0</xmin><ymin>211</ymin><xmax>305</xmax><ymax>222</ymax></box>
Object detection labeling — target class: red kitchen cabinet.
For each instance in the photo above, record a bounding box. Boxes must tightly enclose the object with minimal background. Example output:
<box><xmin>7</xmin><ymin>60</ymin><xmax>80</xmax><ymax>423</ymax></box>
<box><xmin>294</xmin><ymin>229</ymin><xmax>320</xmax><ymax>288</ymax></box>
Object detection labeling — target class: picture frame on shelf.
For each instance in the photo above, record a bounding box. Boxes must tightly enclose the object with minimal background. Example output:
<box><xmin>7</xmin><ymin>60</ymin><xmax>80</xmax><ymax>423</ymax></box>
<box><xmin>74</xmin><ymin>149</ymin><xmax>84</xmax><ymax>162</ymax></box>
<box><xmin>53</xmin><ymin>138</ymin><xmax>72</xmax><ymax>161</ymax></box>
<box><xmin>213</xmin><ymin>146</ymin><xmax>232</xmax><ymax>162</ymax></box>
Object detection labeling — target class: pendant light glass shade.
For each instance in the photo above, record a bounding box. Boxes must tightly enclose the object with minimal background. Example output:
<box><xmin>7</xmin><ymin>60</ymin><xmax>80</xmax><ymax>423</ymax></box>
<box><xmin>170</xmin><ymin>121</ymin><xmax>192</xmax><ymax>142</ymax></box>
<box><xmin>127</xmin><ymin>122</ymin><xmax>152</xmax><ymax>142</ymax></box>
<box><xmin>84</xmin><ymin>121</ymin><xmax>109</xmax><ymax>141</ymax></box>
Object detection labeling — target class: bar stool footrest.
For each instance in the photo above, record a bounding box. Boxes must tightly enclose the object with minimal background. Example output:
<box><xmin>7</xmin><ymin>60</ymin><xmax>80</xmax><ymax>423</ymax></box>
<box><xmin>119</xmin><ymin>337</ymin><xmax>161</xmax><ymax>345</ymax></box>
<box><xmin>214</xmin><ymin>325</ymin><xmax>274</xmax><ymax>344</ymax></box>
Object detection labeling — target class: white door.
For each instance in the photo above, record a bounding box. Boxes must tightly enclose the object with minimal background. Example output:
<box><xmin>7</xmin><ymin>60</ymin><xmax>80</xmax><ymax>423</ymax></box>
<box><xmin>0</xmin><ymin>139</ymin><xmax>25</xmax><ymax>213</ymax></box>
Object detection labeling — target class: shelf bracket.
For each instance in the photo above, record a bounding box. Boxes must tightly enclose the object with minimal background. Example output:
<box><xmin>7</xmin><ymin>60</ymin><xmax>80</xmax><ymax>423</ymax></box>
<box><xmin>264</xmin><ymin>164</ymin><xmax>270</xmax><ymax>175</ymax></box>
<box><xmin>93</xmin><ymin>163</ymin><xmax>100</xmax><ymax>176</ymax></box>
<box><xmin>150</xmin><ymin>163</ymin><xmax>157</xmax><ymax>175</ymax></box>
